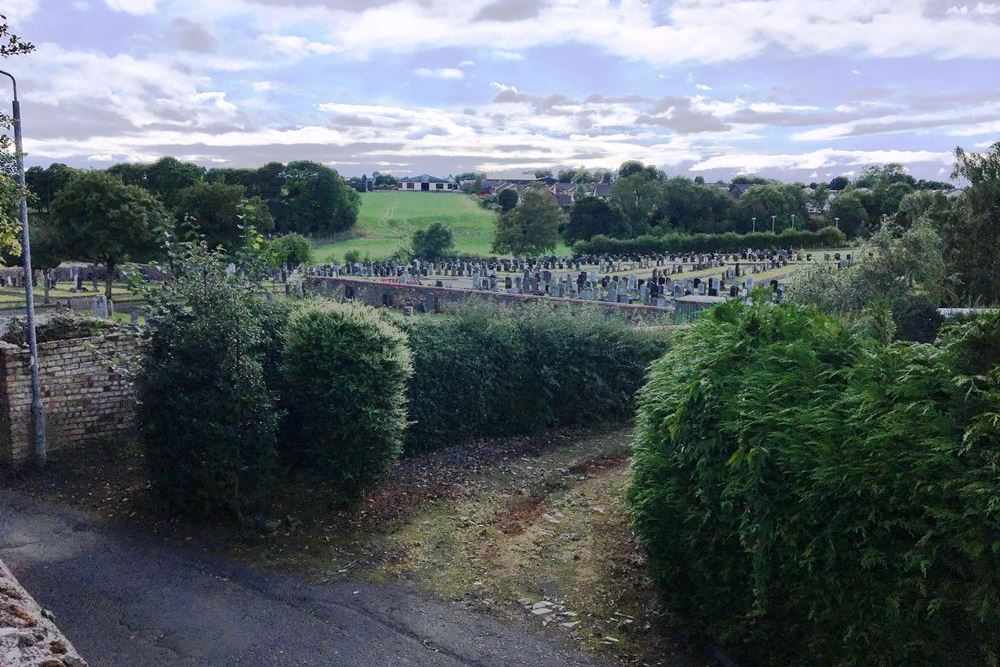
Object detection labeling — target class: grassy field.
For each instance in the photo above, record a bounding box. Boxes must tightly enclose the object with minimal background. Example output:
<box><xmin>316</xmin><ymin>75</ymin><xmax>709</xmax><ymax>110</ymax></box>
<box><xmin>313</xmin><ymin>191</ymin><xmax>571</xmax><ymax>261</ymax></box>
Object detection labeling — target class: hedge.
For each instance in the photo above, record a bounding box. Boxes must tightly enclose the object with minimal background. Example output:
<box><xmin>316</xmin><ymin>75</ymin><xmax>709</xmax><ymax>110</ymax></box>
<box><xmin>628</xmin><ymin>301</ymin><xmax>1000</xmax><ymax>665</ymax></box>
<box><xmin>281</xmin><ymin>301</ymin><xmax>412</xmax><ymax>500</ymax></box>
<box><xmin>574</xmin><ymin>227</ymin><xmax>845</xmax><ymax>255</ymax></box>
<box><xmin>400</xmin><ymin>303</ymin><xmax>669</xmax><ymax>453</ymax></box>
<box><xmin>137</xmin><ymin>267</ymin><xmax>280</xmax><ymax>519</ymax></box>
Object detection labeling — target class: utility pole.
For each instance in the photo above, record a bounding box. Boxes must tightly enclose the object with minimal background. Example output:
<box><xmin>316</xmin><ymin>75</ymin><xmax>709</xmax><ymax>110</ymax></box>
<box><xmin>1</xmin><ymin>69</ymin><xmax>47</xmax><ymax>463</ymax></box>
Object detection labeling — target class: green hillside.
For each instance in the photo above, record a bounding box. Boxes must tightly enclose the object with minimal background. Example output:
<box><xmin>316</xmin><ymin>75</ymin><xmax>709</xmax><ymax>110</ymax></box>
<box><xmin>313</xmin><ymin>191</ymin><xmax>501</xmax><ymax>261</ymax></box>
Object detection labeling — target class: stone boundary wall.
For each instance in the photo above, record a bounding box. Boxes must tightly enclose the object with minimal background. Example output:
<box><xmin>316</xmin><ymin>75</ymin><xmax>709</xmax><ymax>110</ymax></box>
<box><xmin>305</xmin><ymin>276</ymin><xmax>677</xmax><ymax>324</ymax></box>
<box><xmin>1</xmin><ymin>558</ymin><xmax>88</xmax><ymax>666</ymax></box>
<box><xmin>0</xmin><ymin>334</ymin><xmax>138</xmax><ymax>465</ymax></box>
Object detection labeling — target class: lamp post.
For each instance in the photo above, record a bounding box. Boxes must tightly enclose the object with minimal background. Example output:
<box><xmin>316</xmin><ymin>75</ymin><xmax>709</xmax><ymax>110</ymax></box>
<box><xmin>751</xmin><ymin>216</ymin><xmax>756</xmax><ymax>233</ymax></box>
<box><xmin>771</xmin><ymin>215</ymin><xmax>776</xmax><ymax>233</ymax></box>
<box><xmin>1</xmin><ymin>68</ymin><xmax>47</xmax><ymax>463</ymax></box>
<box><xmin>835</xmin><ymin>217</ymin><xmax>840</xmax><ymax>231</ymax></box>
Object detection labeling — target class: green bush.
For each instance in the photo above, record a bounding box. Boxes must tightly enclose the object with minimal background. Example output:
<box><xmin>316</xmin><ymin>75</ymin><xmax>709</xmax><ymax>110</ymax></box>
<box><xmin>573</xmin><ymin>228</ymin><xmax>844</xmax><ymax>255</ymax></box>
<box><xmin>402</xmin><ymin>303</ymin><xmax>668</xmax><ymax>453</ymax></box>
<box><xmin>281</xmin><ymin>301</ymin><xmax>412</xmax><ymax>500</ymax></box>
<box><xmin>628</xmin><ymin>301</ymin><xmax>1000</xmax><ymax>665</ymax></box>
<box><xmin>137</xmin><ymin>260</ymin><xmax>280</xmax><ymax>519</ymax></box>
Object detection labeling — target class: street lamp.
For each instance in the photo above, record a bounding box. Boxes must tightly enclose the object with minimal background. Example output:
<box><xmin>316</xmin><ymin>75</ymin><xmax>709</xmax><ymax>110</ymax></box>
<box><xmin>770</xmin><ymin>215</ymin><xmax>776</xmax><ymax>233</ymax></box>
<box><xmin>835</xmin><ymin>217</ymin><xmax>840</xmax><ymax>230</ymax></box>
<box><xmin>1</xmin><ymin>69</ymin><xmax>47</xmax><ymax>463</ymax></box>
<box><xmin>751</xmin><ymin>216</ymin><xmax>756</xmax><ymax>233</ymax></box>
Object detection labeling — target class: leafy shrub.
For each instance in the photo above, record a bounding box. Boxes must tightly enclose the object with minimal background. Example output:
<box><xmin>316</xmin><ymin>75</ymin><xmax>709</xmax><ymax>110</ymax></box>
<box><xmin>281</xmin><ymin>301</ymin><xmax>412</xmax><ymax>500</ymax></box>
<box><xmin>628</xmin><ymin>301</ymin><xmax>1000</xmax><ymax>665</ymax></box>
<box><xmin>573</xmin><ymin>227</ymin><xmax>844</xmax><ymax>255</ymax></box>
<box><xmin>402</xmin><ymin>303</ymin><xmax>668</xmax><ymax>453</ymax></box>
<box><xmin>137</xmin><ymin>255</ymin><xmax>280</xmax><ymax>519</ymax></box>
<box><xmin>2</xmin><ymin>312</ymin><xmax>123</xmax><ymax>345</ymax></box>
<box><xmin>267</xmin><ymin>232</ymin><xmax>313</xmax><ymax>269</ymax></box>
<box><xmin>411</xmin><ymin>222</ymin><xmax>454</xmax><ymax>260</ymax></box>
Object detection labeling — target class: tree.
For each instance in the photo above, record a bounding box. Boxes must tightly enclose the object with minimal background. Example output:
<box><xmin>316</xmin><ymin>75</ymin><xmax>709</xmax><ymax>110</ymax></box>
<box><xmin>618</xmin><ymin>160</ymin><xmax>645</xmax><ymax>178</ymax></box>
<box><xmin>611</xmin><ymin>173</ymin><xmax>662</xmax><ymax>232</ymax></box>
<box><xmin>51</xmin><ymin>171</ymin><xmax>167</xmax><ymax>300</ymax></box>
<box><xmin>26</xmin><ymin>218</ymin><xmax>63</xmax><ymax>304</ymax></box>
<box><xmin>828</xmin><ymin>175</ymin><xmax>850</xmax><ymax>190</ymax></box>
<box><xmin>277</xmin><ymin>161</ymin><xmax>360</xmax><ymax>236</ymax></box>
<box><xmin>810</xmin><ymin>184</ymin><xmax>829</xmax><ymax>212</ymax></box>
<box><xmin>565</xmin><ymin>196</ymin><xmax>630</xmax><ymax>243</ymax></box>
<box><xmin>144</xmin><ymin>157</ymin><xmax>205</xmax><ymax>208</ymax></box>
<box><xmin>267</xmin><ymin>233</ymin><xmax>313</xmax><ymax>270</ymax></box>
<box><xmin>0</xmin><ymin>19</ymin><xmax>35</xmax><ymax>258</ymax></box>
<box><xmin>653</xmin><ymin>177</ymin><xmax>735</xmax><ymax>233</ymax></box>
<box><xmin>932</xmin><ymin>142</ymin><xmax>1000</xmax><ymax>304</ymax></box>
<box><xmin>732</xmin><ymin>183</ymin><xmax>808</xmax><ymax>233</ymax></box>
<box><xmin>492</xmin><ymin>189</ymin><xmax>563</xmax><ymax>256</ymax></box>
<box><xmin>411</xmin><ymin>222</ymin><xmax>454</xmax><ymax>260</ymax></box>
<box><xmin>497</xmin><ymin>188</ymin><xmax>518</xmax><ymax>212</ymax></box>
<box><xmin>25</xmin><ymin>163</ymin><xmax>75</xmax><ymax>214</ymax></box>
<box><xmin>173</xmin><ymin>181</ymin><xmax>252</xmax><ymax>250</ymax></box>
<box><xmin>828</xmin><ymin>191</ymin><xmax>869</xmax><ymax>238</ymax></box>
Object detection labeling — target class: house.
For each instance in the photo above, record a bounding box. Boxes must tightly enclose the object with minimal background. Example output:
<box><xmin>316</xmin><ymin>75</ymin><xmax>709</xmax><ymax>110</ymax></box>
<box><xmin>397</xmin><ymin>174</ymin><xmax>460</xmax><ymax>192</ymax></box>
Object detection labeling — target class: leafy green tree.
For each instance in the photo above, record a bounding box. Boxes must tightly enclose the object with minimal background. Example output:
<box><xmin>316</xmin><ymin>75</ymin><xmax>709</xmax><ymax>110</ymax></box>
<box><xmin>828</xmin><ymin>191</ymin><xmax>869</xmax><ymax>237</ymax></box>
<box><xmin>933</xmin><ymin>142</ymin><xmax>1000</xmax><ymax>304</ymax></box>
<box><xmin>26</xmin><ymin>219</ymin><xmax>63</xmax><ymax>304</ymax></box>
<box><xmin>411</xmin><ymin>222</ymin><xmax>454</xmax><ymax>260</ymax></box>
<box><xmin>277</xmin><ymin>161</ymin><xmax>360</xmax><ymax>236</ymax></box>
<box><xmin>610</xmin><ymin>173</ymin><xmax>662</xmax><ymax>232</ymax></box>
<box><xmin>618</xmin><ymin>160</ymin><xmax>645</xmax><ymax>178</ymax></box>
<box><xmin>565</xmin><ymin>196</ymin><xmax>630</xmax><ymax>242</ymax></box>
<box><xmin>25</xmin><ymin>163</ymin><xmax>75</xmax><ymax>214</ymax></box>
<box><xmin>733</xmin><ymin>183</ymin><xmax>808</xmax><ymax>233</ymax></box>
<box><xmin>266</xmin><ymin>232</ymin><xmax>313</xmax><ymax>270</ymax></box>
<box><xmin>0</xmin><ymin>19</ymin><xmax>35</xmax><ymax>257</ymax></box>
<box><xmin>492</xmin><ymin>189</ymin><xmax>563</xmax><ymax>256</ymax></box>
<box><xmin>144</xmin><ymin>157</ymin><xmax>205</xmax><ymax>208</ymax></box>
<box><xmin>497</xmin><ymin>188</ymin><xmax>518</xmax><ymax>212</ymax></box>
<box><xmin>653</xmin><ymin>177</ymin><xmax>735</xmax><ymax>233</ymax></box>
<box><xmin>173</xmin><ymin>181</ymin><xmax>255</xmax><ymax>250</ymax></box>
<box><xmin>828</xmin><ymin>175</ymin><xmax>850</xmax><ymax>190</ymax></box>
<box><xmin>51</xmin><ymin>171</ymin><xmax>167</xmax><ymax>300</ymax></box>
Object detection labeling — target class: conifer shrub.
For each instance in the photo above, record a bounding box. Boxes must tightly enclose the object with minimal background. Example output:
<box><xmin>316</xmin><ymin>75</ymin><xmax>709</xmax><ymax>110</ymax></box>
<box><xmin>628</xmin><ymin>301</ymin><xmax>1000</xmax><ymax>665</ymax></box>
<box><xmin>137</xmin><ymin>258</ymin><xmax>280</xmax><ymax>519</ymax></box>
<box><xmin>281</xmin><ymin>301</ymin><xmax>412</xmax><ymax>500</ymax></box>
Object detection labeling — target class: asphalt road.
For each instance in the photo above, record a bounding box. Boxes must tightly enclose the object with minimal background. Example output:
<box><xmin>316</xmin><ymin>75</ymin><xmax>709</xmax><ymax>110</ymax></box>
<box><xmin>0</xmin><ymin>491</ymin><xmax>603</xmax><ymax>667</ymax></box>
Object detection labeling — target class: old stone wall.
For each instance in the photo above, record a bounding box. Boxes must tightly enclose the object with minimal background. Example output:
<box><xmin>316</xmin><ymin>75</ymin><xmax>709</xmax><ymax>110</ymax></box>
<box><xmin>305</xmin><ymin>276</ymin><xmax>675</xmax><ymax>324</ymax></box>
<box><xmin>0</xmin><ymin>558</ymin><xmax>88</xmax><ymax>666</ymax></box>
<box><xmin>0</xmin><ymin>334</ymin><xmax>137</xmax><ymax>465</ymax></box>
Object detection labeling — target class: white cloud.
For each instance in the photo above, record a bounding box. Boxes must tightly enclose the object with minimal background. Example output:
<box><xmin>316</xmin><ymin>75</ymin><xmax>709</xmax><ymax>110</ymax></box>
<box><xmin>252</xmin><ymin>81</ymin><xmax>273</xmax><ymax>92</ymax></box>
<box><xmin>258</xmin><ymin>34</ymin><xmax>337</xmax><ymax>58</ymax></box>
<box><xmin>415</xmin><ymin>67</ymin><xmax>465</xmax><ymax>79</ymax></box>
<box><xmin>695</xmin><ymin>83</ymin><xmax>711</xmax><ymax>90</ymax></box>
<box><xmin>491</xmin><ymin>49</ymin><xmax>524</xmax><ymax>61</ymax></box>
<box><xmin>690</xmin><ymin>148</ymin><xmax>952</xmax><ymax>173</ymax></box>
<box><xmin>459</xmin><ymin>60</ymin><xmax>475</xmax><ymax>67</ymax></box>
<box><xmin>3</xmin><ymin>0</ymin><xmax>38</xmax><ymax>21</ymax></box>
<box><xmin>104</xmin><ymin>0</ymin><xmax>155</xmax><ymax>14</ymax></box>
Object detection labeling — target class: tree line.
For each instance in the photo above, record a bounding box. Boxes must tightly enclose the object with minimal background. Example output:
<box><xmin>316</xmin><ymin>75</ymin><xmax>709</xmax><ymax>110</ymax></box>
<box><xmin>20</xmin><ymin>158</ymin><xmax>356</xmax><ymax>299</ymax></box>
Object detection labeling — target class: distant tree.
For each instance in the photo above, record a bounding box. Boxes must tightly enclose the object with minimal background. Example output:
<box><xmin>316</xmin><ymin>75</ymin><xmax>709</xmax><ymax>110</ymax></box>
<box><xmin>206</xmin><ymin>167</ymin><xmax>257</xmax><ymax>190</ymax></box>
<box><xmin>854</xmin><ymin>163</ymin><xmax>916</xmax><ymax>189</ymax></box>
<box><xmin>267</xmin><ymin>233</ymin><xmax>313</xmax><ymax>270</ymax></box>
<box><xmin>144</xmin><ymin>157</ymin><xmax>206</xmax><ymax>208</ymax></box>
<box><xmin>25</xmin><ymin>163</ymin><xmax>75</xmax><ymax>214</ymax></box>
<box><xmin>694</xmin><ymin>175</ymin><xmax>705</xmax><ymax>185</ymax></box>
<box><xmin>534</xmin><ymin>169</ymin><xmax>554</xmax><ymax>180</ymax></box>
<box><xmin>411</xmin><ymin>222</ymin><xmax>455</xmax><ymax>260</ymax></box>
<box><xmin>239</xmin><ymin>195</ymin><xmax>275</xmax><ymax>235</ymax></box>
<box><xmin>106</xmin><ymin>162</ymin><xmax>149</xmax><ymax>188</ymax></box>
<box><xmin>492</xmin><ymin>189</ymin><xmax>563</xmax><ymax>256</ymax></box>
<box><xmin>618</xmin><ymin>160</ymin><xmax>645</xmax><ymax>178</ymax></box>
<box><xmin>497</xmin><ymin>188</ymin><xmax>519</xmax><ymax>212</ymax></box>
<box><xmin>278</xmin><ymin>161</ymin><xmax>360</xmax><ymax>236</ymax></box>
<box><xmin>653</xmin><ymin>177</ymin><xmax>735</xmax><ymax>233</ymax></box>
<box><xmin>828</xmin><ymin>190</ymin><xmax>869</xmax><ymax>238</ymax></box>
<box><xmin>828</xmin><ymin>175</ymin><xmax>850</xmax><ymax>190</ymax></box>
<box><xmin>51</xmin><ymin>171</ymin><xmax>168</xmax><ymax>300</ymax></box>
<box><xmin>731</xmin><ymin>174</ymin><xmax>769</xmax><ymax>185</ymax></box>
<box><xmin>732</xmin><ymin>183</ymin><xmax>808</xmax><ymax>233</ymax></box>
<box><xmin>931</xmin><ymin>142</ymin><xmax>1000</xmax><ymax>304</ymax></box>
<box><xmin>372</xmin><ymin>171</ymin><xmax>398</xmax><ymax>190</ymax></box>
<box><xmin>564</xmin><ymin>196</ymin><xmax>630</xmax><ymax>243</ymax></box>
<box><xmin>895</xmin><ymin>190</ymin><xmax>949</xmax><ymax>229</ymax></box>
<box><xmin>26</xmin><ymin>219</ymin><xmax>63</xmax><ymax>304</ymax></box>
<box><xmin>610</xmin><ymin>173</ymin><xmax>662</xmax><ymax>232</ymax></box>
<box><xmin>810</xmin><ymin>183</ymin><xmax>829</xmax><ymax>211</ymax></box>
<box><xmin>173</xmin><ymin>181</ymin><xmax>251</xmax><ymax>250</ymax></box>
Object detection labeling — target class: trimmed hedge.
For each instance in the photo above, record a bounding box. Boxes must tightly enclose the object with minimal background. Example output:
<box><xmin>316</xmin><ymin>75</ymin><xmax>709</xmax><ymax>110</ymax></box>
<box><xmin>138</xmin><ymin>270</ymin><xmax>280</xmax><ymax>519</ymax></box>
<box><xmin>628</xmin><ymin>301</ymin><xmax>1000</xmax><ymax>665</ymax></box>
<box><xmin>400</xmin><ymin>304</ymin><xmax>669</xmax><ymax>453</ymax></box>
<box><xmin>281</xmin><ymin>301</ymin><xmax>412</xmax><ymax>500</ymax></box>
<box><xmin>574</xmin><ymin>227</ymin><xmax>845</xmax><ymax>255</ymax></box>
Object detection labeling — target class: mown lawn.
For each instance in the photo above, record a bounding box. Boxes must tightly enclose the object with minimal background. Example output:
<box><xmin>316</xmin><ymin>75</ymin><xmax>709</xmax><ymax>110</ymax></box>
<box><xmin>313</xmin><ymin>191</ymin><xmax>571</xmax><ymax>260</ymax></box>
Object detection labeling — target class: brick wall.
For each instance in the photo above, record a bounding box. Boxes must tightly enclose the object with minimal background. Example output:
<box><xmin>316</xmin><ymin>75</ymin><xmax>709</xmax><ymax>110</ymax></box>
<box><xmin>0</xmin><ymin>334</ymin><xmax>137</xmax><ymax>465</ymax></box>
<box><xmin>305</xmin><ymin>276</ymin><xmax>676</xmax><ymax>324</ymax></box>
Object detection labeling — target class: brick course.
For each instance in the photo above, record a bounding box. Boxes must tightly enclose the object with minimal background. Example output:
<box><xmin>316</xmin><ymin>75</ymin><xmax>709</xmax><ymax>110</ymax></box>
<box><xmin>0</xmin><ymin>334</ymin><xmax>137</xmax><ymax>465</ymax></box>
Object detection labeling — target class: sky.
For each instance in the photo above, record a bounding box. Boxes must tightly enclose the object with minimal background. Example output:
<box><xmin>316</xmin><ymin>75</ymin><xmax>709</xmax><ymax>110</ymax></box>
<box><xmin>4</xmin><ymin>0</ymin><xmax>1000</xmax><ymax>182</ymax></box>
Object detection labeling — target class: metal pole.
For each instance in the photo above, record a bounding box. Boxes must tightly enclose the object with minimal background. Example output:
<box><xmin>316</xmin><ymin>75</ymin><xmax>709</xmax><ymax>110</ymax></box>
<box><xmin>771</xmin><ymin>215</ymin><xmax>776</xmax><ymax>233</ymax></box>
<box><xmin>1</xmin><ymin>69</ymin><xmax>47</xmax><ymax>463</ymax></box>
<box><xmin>751</xmin><ymin>216</ymin><xmax>756</xmax><ymax>233</ymax></box>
